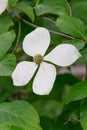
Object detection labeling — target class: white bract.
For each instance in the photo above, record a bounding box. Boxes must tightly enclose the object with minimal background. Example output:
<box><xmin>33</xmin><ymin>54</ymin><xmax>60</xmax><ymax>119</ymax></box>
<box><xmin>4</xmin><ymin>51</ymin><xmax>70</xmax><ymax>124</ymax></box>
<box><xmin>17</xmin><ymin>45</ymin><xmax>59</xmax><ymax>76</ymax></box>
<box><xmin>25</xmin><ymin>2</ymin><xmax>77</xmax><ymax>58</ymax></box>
<box><xmin>12</xmin><ymin>27</ymin><xmax>81</xmax><ymax>95</ymax></box>
<box><xmin>0</xmin><ymin>0</ymin><xmax>8</xmax><ymax>14</ymax></box>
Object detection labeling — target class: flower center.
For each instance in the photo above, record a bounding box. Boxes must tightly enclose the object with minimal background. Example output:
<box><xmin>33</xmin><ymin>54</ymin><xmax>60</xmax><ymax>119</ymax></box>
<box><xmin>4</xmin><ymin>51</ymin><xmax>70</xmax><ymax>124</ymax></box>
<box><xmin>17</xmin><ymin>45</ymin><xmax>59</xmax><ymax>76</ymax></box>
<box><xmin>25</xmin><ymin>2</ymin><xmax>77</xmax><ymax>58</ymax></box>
<box><xmin>33</xmin><ymin>54</ymin><xmax>43</xmax><ymax>64</ymax></box>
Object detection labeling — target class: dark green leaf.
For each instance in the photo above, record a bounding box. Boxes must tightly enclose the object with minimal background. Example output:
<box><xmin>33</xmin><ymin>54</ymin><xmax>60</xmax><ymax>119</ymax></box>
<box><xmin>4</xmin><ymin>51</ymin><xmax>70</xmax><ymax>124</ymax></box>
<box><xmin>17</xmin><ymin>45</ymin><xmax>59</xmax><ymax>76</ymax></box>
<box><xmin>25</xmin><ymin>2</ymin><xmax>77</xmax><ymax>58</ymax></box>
<box><xmin>40</xmin><ymin>117</ymin><xmax>57</xmax><ymax>130</ymax></box>
<box><xmin>71</xmin><ymin>0</ymin><xmax>87</xmax><ymax>24</ymax></box>
<box><xmin>49</xmin><ymin>74</ymin><xmax>79</xmax><ymax>101</ymax></box>
<box><xmin>0</xmin><ymin>77</ymin><xmax>20</xmax><ymax>103</ymax></box>
<box><xmin>33</xmin><ymin>100</ymin><xmax>64</xmax><ymax>119</ymax></box>
<box><xmin>35</xmin><ymin>0</ymin><xmax>69</xmax><ymax>16</ymax></box>
<box><xmin>80</xmin><ymin>101</ymin><xmax>87</xmax><ymax>130</ymax></box>
<box><xmin>14</xmin><ymin>2</ymin><xmax>35</xmax><ymax>22</ymax></box>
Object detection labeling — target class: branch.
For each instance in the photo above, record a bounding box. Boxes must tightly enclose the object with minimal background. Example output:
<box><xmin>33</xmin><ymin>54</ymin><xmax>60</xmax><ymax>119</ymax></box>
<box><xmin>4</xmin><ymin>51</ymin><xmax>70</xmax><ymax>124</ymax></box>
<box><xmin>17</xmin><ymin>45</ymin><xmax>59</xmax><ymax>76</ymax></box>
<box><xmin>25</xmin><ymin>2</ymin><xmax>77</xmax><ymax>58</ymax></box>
<box><xmin>14</xmin><ymin>12</ymin><xmax>80</xmax><ymax>40</ymax></box>
<box><xmin>67</xmin><ymin>1</ymin><xmax>72</xmax><ymax>16</ymax></box>
<box><xmin>13</xmin><ymin>20</ymin><xmax>21</xmax><ymax>54</ymax></box>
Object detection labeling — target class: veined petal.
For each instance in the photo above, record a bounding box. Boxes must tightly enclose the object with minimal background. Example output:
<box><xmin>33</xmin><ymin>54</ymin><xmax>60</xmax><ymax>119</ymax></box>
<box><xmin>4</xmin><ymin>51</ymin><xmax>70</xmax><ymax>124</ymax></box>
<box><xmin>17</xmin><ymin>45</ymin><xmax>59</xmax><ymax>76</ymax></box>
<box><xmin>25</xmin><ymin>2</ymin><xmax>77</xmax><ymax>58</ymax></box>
<box><xmin>0</xmin><ymin>0</ymin><xmax>8</xmax><ymax>15</ymax></box>
<box><xmin>12</xmin><ymin>61</ymin><xmax>38</xmax><ymax>86</ymax></box>
<box><xmin>33</xmin><ymin>62</ymin><xmax>56</xmax><ymax>95</ymax></box>
<box><xmin>23</xmin><ymin>27</ymin><xmax>50</xmax><ymax>57</ymax></box>
<box><xmin>44</xmin><ymin>44</ymin><xmax>81</xmax><ymax>67</ymax></box>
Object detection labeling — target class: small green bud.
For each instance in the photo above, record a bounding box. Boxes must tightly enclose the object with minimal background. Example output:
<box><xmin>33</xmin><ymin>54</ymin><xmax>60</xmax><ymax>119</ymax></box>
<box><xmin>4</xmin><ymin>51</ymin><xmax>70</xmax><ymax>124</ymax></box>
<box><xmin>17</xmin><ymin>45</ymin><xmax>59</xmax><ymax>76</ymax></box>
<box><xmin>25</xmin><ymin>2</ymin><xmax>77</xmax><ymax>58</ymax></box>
<box><xmin>33</xmin><ymin>54</ymin><xmax>43</xmax><ymax>64</ymax></box>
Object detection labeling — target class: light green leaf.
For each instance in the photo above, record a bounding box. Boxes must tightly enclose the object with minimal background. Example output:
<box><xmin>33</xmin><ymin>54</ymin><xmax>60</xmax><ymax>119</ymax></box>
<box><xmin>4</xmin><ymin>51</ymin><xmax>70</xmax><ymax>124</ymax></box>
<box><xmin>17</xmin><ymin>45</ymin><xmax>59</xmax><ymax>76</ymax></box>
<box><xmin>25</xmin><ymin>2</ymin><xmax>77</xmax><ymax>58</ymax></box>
<box><xmin>0</xmin><ymin>100</ymin><xmax>42</xmax><ymax>130</ymax></box>
<box><xmin>66</xmin><ymin>81</ymin><xmax>87</xmax><ymax>104</ymax></box>
<box><xmin>0</xmin><ymin>31</ymin><xmax>16</xmax><ymax>59</ymax></box>
<box><xmin>64</xmin><ymin>40</ymin><xmax>85</xmax><ymax>50</ymax></box>
<box><xmin>0</xmin><ymin>16</ymin><xmax>13</xmax><ymax>34</ymax></box>
<box><xmin>56</xmin><ymin>15</ymin><xmax>87</xmax><ymax>40</ymax></box>
<box><xmin>35</xmin><ymin>0</ymin><xmax>69</xmax><ymax>16</ymax></box>
<box><xmin>80</xmin><ymin>101</ymin><xmax>87</xmax><ymax>130</ymax></box>
<box><xmin>14</xmin><ymin>2</ymin><xmax>35</xmax><ymax>22</ymax></box>
<box><xmin>0</xmin><ymin>54</ymin><xmax>16</xmax><ymax>76</ymax></box>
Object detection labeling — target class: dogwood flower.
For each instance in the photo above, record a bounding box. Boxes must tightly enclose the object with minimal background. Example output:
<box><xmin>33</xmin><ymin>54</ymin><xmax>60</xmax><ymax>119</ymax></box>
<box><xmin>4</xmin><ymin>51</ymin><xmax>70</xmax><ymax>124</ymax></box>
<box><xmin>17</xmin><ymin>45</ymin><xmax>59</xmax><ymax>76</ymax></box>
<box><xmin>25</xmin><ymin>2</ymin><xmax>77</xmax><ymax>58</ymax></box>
<box><xmin>0</xmin><ymin>0</ymin><xmax>8</xmax><ymax>15</ymax></box>
<box><xmin>12</xmin><ymin>27</ymin><xmax>81</xmax><ymax>95</ymax></box>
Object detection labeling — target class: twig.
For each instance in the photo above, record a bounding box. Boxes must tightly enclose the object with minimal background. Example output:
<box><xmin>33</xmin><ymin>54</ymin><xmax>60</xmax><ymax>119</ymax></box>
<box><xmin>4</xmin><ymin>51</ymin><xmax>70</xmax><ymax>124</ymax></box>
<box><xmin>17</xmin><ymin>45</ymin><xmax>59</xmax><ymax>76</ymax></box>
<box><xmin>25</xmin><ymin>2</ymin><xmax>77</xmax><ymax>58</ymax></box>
<box><xmin>22</xmin><ymin>18</ymin><xmax>37</xmax><ymax>28</ymax></box>
<box><xmin>13</xmin><ymin>20</ymin><xmax>21</xmax><ymax>54</ymax></box>
<box><xmin>49</xmin><ymin>29</ymin><xmax>76</xmax><ymax>39</ymax></box>
<box><xmin>14</xmin><ymin>12</ymin><xmax>80</xmax><ymax>40</ymax></box>
<box><xmin>64</xmin><ymin>117</ymin><xmax>80</xmax><ymax>125</ymax></box>
<box><xmin>67</xmin><ymin>1</ymin><xmax>72</xmax><ymax>16</ymax></box>
<box><xmin>22</xmin><ymin>18</ymin><xmax>79</xmax><ymax>40</ymax></box>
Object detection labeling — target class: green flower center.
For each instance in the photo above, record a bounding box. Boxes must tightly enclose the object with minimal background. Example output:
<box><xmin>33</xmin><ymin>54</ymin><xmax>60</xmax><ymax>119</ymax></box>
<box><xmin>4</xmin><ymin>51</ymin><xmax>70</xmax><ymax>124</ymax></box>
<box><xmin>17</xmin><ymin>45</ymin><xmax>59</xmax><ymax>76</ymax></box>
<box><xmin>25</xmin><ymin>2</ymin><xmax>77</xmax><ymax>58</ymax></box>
<box><xmin>33</xmin><ymin>54</ymin><xmax>43</xmax><ymax>64</ymax></box>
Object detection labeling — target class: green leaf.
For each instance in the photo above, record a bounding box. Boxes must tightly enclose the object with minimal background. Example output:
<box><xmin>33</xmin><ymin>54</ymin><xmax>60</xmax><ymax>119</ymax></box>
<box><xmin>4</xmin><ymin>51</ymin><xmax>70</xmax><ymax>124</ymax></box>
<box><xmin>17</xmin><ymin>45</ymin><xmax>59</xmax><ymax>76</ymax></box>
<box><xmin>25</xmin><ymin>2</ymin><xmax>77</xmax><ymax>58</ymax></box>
<box><xmin>0</xmin><ymin>100</ymin><xmax>42</xmax><ymax>130</ymax></box>
<box><xmin>56</xmin><ymin>15</ymin><xmax>87</xmax><ymax>40</ymax></box>
<box><xmin>0</xmin><ymin>16</ymin><xmax>13</xmax><ymax>34</ymax></box>
<box><xmin>0</xmin><ymin>54</ymin><xmax>16</xmax><ymax>76</ymax></box>
<box><xmin>0</xmin><ymin>31</ymin><xmax>16</xmax><ymax>59</ymax></box>
<box><xmin>64</xmin><ymin>40</ymin><xmax>85</xmax><ymax>50</ymax></box>
<box><xmin>35</xmin><ymin>0</ymin><xmax>69</xmax><ymax>16</ymax></box>
<box><xmin>80</xmin><ymin>101</ymin><xmax>87</xmax><ymax>130</ymax></box>
<box><xmin>40</xmin><ymin>117</ymin><xmax>57</xmax><ymax>130</ymax></box>
<box><xmin>66</xmin><ymin>81</ymin><xmax>87</xmax><ymax>104</ymax></box>
<box><xmin>14</xmin><ymin>2</ymin><xmax>35</xmax><ymax>22</ymax></box>
<box><xmin>71</xmin><ymin>0</ymin><xmax>87</xmax><ymax>24</ymax></box>
<box><xmin>8</xmin><ymin>0</ymin><xmax>18</xmax><ymax>7</ymax></box>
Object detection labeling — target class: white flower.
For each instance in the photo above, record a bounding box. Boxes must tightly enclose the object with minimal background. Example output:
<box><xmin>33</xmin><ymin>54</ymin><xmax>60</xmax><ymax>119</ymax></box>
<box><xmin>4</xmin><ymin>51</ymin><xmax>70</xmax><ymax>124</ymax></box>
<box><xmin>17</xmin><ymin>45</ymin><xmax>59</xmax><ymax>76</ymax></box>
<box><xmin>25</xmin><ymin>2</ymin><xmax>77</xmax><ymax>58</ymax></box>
<box><xmin>12</xmin><ymin>27</ymin><xmax>81</xmax><ymax>95</ymax></box>
<box><xmin>0</xmin><ymin>0</ymin><xmax>8</xmax><ymax>15</ymax></box>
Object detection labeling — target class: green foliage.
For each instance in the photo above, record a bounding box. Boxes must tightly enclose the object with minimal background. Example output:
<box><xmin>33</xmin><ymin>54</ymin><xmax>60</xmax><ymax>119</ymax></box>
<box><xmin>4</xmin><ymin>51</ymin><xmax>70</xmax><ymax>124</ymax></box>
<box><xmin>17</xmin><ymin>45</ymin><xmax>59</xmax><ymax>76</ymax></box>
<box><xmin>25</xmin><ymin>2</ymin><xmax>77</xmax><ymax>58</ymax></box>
<box><xmin>0</xmin><ymin>0</ymin><xmax>87</xmax><ymax>129</ymax></box>
<box><xmin>71</xmin><ymin>0</ymin><xmax>87</xmax><ymax>24</ymax></box>
<box><xmin>66</xmin><ymin>81</ymin><xmax>87</xmax><ymax>104</ymax></box>
<box><xmin>13</xmin><ymin>2</ymin><xmax>35</xmax><ymax>22</ymax></box>
<box><xmin>33</xmin><ymin>100</ymin><xmax>64</xmax><ymax>119</ymax></box>
<box><xmin>8</xmin><ymin>0</ymin><xmax>18</xmax><ymax>7</ymax></box>
<box><xmin>56</xmin><ymin>15</ymin><xmax>87</xmax><ymax>40</ymax></box>
<box><xmin>35</xmin><ymin>0</ymin><xmax>69</xmax><ymax>16</ymax></box>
